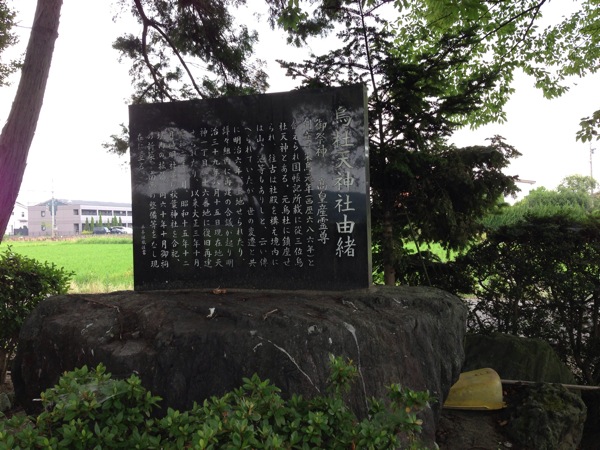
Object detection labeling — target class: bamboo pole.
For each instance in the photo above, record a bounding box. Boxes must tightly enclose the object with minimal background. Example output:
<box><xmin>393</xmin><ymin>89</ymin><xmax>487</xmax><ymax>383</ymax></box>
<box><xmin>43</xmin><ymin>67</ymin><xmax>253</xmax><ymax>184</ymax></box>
<box><xmin>501</xmin><ymin>379</ymin><xmax>600</xmax><ymax>391</ymax></box>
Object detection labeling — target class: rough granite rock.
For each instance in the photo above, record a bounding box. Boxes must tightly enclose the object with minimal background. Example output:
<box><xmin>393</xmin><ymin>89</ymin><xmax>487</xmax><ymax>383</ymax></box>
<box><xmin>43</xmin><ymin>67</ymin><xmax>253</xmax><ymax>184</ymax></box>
<box><xmin>507</xmin><ymin>383</ymin><xmax>587</xmax><ymax>450</ymax></box>
<box><xmin>12</xmin><ymin>285</ymin><xmax>468</xmax><ymax>444</ymax></box>
<box><xmin>0</xmin><ymin>392</ymin><xmax>12</xmax><ymax>413</ymax></box>
<box><xmin>463</xmin><ymin>333</ymin><xmax>576</xmax><ymax>384</ymax></box>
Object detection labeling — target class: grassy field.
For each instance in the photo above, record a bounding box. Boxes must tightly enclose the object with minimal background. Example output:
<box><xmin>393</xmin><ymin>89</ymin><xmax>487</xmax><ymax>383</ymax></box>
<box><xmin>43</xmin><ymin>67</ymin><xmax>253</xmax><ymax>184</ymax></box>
<box><xmin>0</xmin><ymin>236</ymin><xmax>133</xmax><ymax>293</ymax></box>
<box><xmin>1</xmin><ymin>236</ymin><xmax>454</xmax><ymax>293</ymax></box>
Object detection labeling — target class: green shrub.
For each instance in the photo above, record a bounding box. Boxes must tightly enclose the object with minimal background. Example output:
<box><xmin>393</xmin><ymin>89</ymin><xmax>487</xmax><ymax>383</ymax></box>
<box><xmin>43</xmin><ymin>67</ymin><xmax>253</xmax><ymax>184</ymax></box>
<box><xmin>450</xmin><ymin>214</ymin><xmax>600</xmax><ymax>385</ymax></box>
<box><xmin>0</xmin><ymin>356</ymin><xmax>431</xmax><ymax>449</ymax></box>
<box><xmin>0</xmin><ymin>247</ymin><xmax>72</xmax><ymax>383</ymax></box>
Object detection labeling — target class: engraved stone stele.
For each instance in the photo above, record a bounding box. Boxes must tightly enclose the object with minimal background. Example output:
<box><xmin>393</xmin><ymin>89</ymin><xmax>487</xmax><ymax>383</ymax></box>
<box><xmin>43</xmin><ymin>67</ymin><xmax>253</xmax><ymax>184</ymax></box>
<box><xmin>129</xmin><ymin>84</ymin><xmax>371</xmax><ymax>290</ymax></box>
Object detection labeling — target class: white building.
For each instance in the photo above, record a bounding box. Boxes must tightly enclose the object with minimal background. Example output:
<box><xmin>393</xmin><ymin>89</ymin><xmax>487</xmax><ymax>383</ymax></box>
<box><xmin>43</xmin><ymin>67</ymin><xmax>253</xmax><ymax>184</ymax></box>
<box><xmin>28</xmin><ymin>200</ymin><xmax>132</xmax><ymax>237</ymax></box>
<box><xmin>6</xmin><ymin>201</ymin><xmax>28</xmax><ymax>236</ymax></box>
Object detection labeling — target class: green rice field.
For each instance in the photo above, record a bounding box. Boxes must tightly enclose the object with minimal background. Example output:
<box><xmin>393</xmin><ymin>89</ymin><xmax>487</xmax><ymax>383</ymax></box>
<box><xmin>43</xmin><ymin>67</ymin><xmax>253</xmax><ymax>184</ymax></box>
<box><xmin>1</xmin><ymin>236</ymin><xmax>455</xmax><ymax>293</ymax></box>
<box><xmin>0</xmin><ymin>236</ymin><xmax>133</xmax><ymax>293</ymax></box>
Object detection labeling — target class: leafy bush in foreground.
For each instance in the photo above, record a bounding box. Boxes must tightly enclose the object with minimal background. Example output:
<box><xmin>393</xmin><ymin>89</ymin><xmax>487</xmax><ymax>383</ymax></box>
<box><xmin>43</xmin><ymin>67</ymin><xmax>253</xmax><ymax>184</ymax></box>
<box><xmin>0</xmin><ymin>247</ymin><xmax>72</xmax><ymax>383</ymax></box>
<box><xmin>0</xmin><ymin>357</ymin><xmax>430</xmax><ymax>449</ymax></box>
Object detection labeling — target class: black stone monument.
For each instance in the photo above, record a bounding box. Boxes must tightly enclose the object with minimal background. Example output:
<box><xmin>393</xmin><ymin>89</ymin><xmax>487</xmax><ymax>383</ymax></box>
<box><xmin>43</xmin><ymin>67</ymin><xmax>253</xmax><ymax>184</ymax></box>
<box><xmin>129</xmin><ymin>84</ymin><xmax>371</xmax><ymax>290</ymax></box>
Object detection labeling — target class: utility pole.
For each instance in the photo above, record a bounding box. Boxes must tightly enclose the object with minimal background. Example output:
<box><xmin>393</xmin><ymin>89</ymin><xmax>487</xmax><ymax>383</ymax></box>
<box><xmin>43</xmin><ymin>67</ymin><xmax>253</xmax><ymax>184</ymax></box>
<box><xmin>51</xmin><ymin>181</ymin><xmax>56</xmax><ymax>239</ymax></box>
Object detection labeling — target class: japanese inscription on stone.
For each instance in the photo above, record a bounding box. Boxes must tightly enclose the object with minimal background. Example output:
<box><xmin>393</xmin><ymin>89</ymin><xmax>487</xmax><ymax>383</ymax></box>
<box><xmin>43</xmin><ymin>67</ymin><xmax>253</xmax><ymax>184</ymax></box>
<box><xmin>129</xmin><ymin>84</ymin><xmax>371</xmax><ymax>290</ymax></box>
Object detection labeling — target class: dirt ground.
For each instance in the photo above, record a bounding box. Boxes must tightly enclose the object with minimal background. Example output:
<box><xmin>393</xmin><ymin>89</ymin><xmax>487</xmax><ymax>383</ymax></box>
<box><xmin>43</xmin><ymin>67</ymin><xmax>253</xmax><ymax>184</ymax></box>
<box><xmin>437</xmin><ymin>408</ymin><xmax>599</xmax><ymax>450</ymax></box>
<box><xmin>436</xmin><ymin>384</ymin><xmax>522</xmax><ymax>449</ymax></box>
<box><xmin>436</xmin><ymin>408</ymin><xmax>514</xmax><ymax>449</ymax></box>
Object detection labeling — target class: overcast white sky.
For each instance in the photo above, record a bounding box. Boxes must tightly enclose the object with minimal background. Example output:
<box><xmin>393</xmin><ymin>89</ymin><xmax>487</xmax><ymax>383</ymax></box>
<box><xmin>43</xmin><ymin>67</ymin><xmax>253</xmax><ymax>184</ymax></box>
<box><xmin>2</xmin><ymin>0</ymin><xmax>599</xmax><ymax>206</ymax></box>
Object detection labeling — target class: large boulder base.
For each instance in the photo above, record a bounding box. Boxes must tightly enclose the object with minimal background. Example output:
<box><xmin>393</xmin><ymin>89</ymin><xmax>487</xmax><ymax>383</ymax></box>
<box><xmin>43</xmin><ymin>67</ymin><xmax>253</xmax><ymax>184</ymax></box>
<box><xmin>13</xmin><ymin>286</ymin><xmax>467</xmax><ymax>444</ymax></box>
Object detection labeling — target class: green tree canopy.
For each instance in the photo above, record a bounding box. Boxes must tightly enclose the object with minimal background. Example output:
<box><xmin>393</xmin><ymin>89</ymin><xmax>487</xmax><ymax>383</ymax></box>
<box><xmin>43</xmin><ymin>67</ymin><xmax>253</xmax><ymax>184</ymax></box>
<box><xmin>106</xmin><ymin>0</ymin><xmax>598</xmax><ymax>285</ymax></box>
<box><xmin>268</xmin><ymin>0</ymin><xmax>599</xmax><ymax>132</ymax></box>
<box><xmin>104</xmin><ymin>0</ymin><xmax>271</xmax><ymax>155</ymax></box>
<box><xmin>558</xmin><ymin>174</ymin><xmax>598</xmax><ymax>195</ymax></box>
<box><xmin>0</xmin><ymin>0</ymin><xmax>19</xmax><ymax>87</ymax></box>
<box><xmin>113</xmin><ymin>0</ymin><xmax>268</xmax><ymax>103</ymax></box>
<box><xmin>483</xmin><ymin>174</ymin><xmax>599</xmax><ymax>229</ymax></box>
<box><xmin>520</xmin><ymin>186</ymin><xmax>592</xmax><ymax>216</ymax></box>
<box><xmin>263</xmin><ymin>0</ymin><xmax>525</xmax><ymax>283</ymax></box>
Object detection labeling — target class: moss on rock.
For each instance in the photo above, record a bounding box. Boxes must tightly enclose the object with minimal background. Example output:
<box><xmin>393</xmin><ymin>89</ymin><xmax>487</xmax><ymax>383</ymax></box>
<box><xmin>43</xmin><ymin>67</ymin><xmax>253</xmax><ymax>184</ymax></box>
<box><xmin>463</xmin><ymin>333</ymin><xmax>576</xmax><ymax>384</ymax></box>
<box><xmin>507</xmin><ymin>383</ymin><xmax>586</xmax><ymax>450</ymax></box>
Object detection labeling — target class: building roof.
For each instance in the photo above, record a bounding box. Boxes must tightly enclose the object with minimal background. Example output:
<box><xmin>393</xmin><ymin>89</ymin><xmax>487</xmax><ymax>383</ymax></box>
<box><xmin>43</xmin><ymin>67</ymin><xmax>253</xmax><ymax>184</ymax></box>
<box><xmin>34</xmin><ymin>199</ymin><xmax>132</xmax><ymax>208</ymax></box>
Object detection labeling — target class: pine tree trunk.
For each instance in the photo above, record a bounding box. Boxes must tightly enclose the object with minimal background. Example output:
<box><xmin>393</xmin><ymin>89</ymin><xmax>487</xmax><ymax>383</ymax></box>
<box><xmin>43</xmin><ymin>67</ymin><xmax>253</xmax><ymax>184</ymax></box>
<box><xmin>0</xmin><ymin>0</ymin><xmax>63</xmax><ymax>240</ymax></box>
<box><xmin>0</xmin><ymin>347</ymin><xmax>8</xmax><ymax>385</ymax></box>
<box><xmin>382</xmin><ymin>210</ymin><xmax>396</xmax><ymax>285</ymax></box>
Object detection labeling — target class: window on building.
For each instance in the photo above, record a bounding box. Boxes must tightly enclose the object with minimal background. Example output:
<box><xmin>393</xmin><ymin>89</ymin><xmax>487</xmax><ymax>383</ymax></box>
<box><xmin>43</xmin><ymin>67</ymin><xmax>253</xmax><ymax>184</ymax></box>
<box><xmin>74</xmin><ymin>224</ymin><xmax>79</xmax><ymax>233</ymax></box>
<box><xmin>21</xmin><ymin>212</ymin><xmax>25</xmax><ymax>218</ymax></box>
<box><xmin>99</xmin><ymin>210</ymin><xmax>112</xmax><ymax>216</ymax></box>
<box><xmin>73</xmin><ymin>209</ymin><xmax>79</xmax><ymax>215</ymax></box>
<box><xmin>41</xmin><ymin>225</ymin><xmax>46</xmax><ymax>231</ymax></box>
<box><xmin>41</xmin><ymin>211</ymin><xmax>46</xmax><ymax>217</ymax></box>
<box><xmin>82</xmin><ymin>209</ymin><xmax>97</xmax><ymax>215</ymax></box>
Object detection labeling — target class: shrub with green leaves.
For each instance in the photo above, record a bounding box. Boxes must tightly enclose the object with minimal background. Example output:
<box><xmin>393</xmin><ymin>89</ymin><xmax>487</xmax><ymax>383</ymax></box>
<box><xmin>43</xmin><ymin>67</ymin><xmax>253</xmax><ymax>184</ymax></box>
<box><xmin>450</xmin><ymin>214</ymin><xmax>600</xmax><ymax>385</ymax></box>
<box><xmin>0</xmin><ymin>356</ymin><xmax>431</xmax><ymax>449</ymax></box>
<box><xmin>0</xmin><ymin>247</ymin><xmax>72</xmax><ymax>383</ymax></box>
